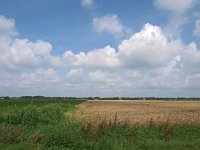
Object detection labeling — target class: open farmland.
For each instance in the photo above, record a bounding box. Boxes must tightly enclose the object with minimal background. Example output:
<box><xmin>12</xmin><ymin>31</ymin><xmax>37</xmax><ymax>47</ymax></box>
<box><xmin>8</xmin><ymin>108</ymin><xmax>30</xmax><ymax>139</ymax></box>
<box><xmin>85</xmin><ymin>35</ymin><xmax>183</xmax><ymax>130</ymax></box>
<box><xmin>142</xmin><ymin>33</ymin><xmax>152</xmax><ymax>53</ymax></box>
<box><xmin>1</xmin><ymin>99</ymin><xmax>200</xmax><ymax>150</ymax></box>
<box><xmin>74</xmin><ymin>100</ymin><xmax>200</xmax><ymax>125</ymax></box>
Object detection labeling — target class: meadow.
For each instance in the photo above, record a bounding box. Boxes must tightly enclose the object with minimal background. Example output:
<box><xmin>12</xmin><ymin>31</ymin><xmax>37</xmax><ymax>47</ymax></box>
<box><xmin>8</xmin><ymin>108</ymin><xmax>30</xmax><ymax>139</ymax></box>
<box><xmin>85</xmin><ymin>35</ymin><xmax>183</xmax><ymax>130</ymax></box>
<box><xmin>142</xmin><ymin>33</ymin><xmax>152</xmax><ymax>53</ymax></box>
<box><xmin>0</xmin><ymin>98</ymin><xmax>200</xmax><ymax>149</ymax></box>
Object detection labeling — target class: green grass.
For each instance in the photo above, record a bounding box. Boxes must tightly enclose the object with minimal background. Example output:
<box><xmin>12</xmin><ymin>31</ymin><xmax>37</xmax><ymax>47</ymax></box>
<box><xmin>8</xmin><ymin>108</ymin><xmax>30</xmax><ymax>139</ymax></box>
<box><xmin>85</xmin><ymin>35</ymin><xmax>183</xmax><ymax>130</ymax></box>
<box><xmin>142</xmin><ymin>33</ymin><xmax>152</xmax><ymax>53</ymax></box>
<box><xmin>0</xmin><ymin>99</ymin><xmax>82</xmax><ymax>113</ymax></box>
<box><xmin>0</xmin><ymin>99</ymin><xmax>200</xmax><ymax>149</ymax></box>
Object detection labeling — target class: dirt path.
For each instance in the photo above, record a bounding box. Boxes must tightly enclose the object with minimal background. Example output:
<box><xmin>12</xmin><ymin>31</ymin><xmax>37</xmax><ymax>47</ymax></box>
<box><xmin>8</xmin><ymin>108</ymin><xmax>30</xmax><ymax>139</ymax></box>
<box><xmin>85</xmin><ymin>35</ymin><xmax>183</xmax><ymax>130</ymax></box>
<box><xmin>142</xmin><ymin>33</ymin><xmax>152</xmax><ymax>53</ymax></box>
<box><xmin>73</xmin><ymin>100</ymin><xmax>200</xmax><ymax>125</ymax></box>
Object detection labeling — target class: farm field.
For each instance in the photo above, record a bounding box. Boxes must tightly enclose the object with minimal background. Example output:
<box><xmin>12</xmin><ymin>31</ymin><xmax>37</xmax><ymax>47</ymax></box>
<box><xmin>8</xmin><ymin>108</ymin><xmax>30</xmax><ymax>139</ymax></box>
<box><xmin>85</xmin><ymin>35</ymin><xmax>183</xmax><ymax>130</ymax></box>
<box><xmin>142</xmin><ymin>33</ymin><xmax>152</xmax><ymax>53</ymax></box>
<box><xmin>75</xmin><ymin>100</ymin><xmax>200</xmax><ymax>125</ymax></box>
<box><xmin>0</xmin><ymin>99</ymin><xmax>200</xmax><ymax>150</ymax></box>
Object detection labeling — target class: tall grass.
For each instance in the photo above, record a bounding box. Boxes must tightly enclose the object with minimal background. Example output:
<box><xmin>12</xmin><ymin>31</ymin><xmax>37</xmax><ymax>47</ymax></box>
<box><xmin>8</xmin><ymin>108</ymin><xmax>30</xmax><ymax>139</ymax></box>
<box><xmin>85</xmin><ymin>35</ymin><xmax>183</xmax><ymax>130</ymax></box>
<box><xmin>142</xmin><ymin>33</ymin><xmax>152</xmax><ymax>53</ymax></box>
<box><xmin>2</xmin><ymin>104</ymin><xmax>64</xmax><ymax>127</ymax></box>
<box><xmin>0</xmin><ymin>124</ymin><xmax>24</xmax><ymax>143</ymax></box>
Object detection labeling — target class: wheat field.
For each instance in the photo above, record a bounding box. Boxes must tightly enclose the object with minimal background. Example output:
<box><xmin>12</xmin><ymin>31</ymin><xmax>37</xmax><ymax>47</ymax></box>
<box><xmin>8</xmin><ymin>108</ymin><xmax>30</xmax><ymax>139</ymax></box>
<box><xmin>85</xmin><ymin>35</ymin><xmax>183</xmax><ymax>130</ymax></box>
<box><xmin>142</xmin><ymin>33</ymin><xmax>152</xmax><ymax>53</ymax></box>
<box><xmin>73</xmin><ymin>100</ymin><xmax>200</xmax><ymax>125</ymax></box>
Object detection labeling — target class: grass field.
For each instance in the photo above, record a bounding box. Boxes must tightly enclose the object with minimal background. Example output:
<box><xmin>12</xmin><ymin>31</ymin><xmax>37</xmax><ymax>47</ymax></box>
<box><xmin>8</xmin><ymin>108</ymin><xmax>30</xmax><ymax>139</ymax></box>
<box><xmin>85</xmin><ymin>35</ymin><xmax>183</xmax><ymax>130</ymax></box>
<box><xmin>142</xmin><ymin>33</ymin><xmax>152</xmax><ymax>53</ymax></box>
<box><xmin>0</xmin><ymin>99</ymin><xmax>200</xmax><ymax>149</ymax></box>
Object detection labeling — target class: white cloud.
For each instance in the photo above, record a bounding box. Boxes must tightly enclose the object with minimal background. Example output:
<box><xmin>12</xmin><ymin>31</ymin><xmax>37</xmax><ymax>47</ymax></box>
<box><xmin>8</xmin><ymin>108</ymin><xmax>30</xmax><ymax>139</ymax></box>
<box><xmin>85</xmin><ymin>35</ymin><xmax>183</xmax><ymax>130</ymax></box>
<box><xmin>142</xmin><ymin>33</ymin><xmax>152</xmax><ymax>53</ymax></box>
<box><xmin>116</xmin><ymin>23</ymin><xmax>200</xmax><ymax>92</ymax></box>
<box><xmin>185</xmin><ymin>73</ymin><xmax>200</xmax><ymax>88</ymax></box>
<box><xmin>0</xmin><ymin>15</ymin><xmax>62</xmax><ymax>71</ymax></box>
<box><xmin>66</xmin><ymin>68</ymin><xmax>84</xmax><ymax>83</ymax></box>
<box><xmin>63</xmin><ymin>45</ymin><xmax>120</xmax><ymax>68</ymax></box>
<box><xmin>32</xmin><ymin>40</ymin><xmax>52</xmax><ymax>56</ymax></box>
<box><xmin>181</xmin><ymin>42</ymin><xmax>200</xmax><ymax>71</ymax></box>
<box><xmin>154</xmin><ymin>0</ymin><xmax>199</xmax><ymax>38</ymax></box>
<box><xmin>140</xmin><ymin>42</ymin><xmax>200</xmax><ymax>90</ymax></box>
<box><xmin>66</xmin><ymin>68</ymin><xmax>83</xmax><ymax>78</ymax></box>
<box><xmin>18</xmin><ymin>68</ymin><xmax>65</xmax><ymax>96</ymax></box>
<box><xmin>154</xmin><ymin>0</ymin><xmax>197</xmax><ymax>14</ymax></box>
<box><xmin>93</xmin><ymin>14</ymin><xmax>126</xmax><ymax>36</ymax></box>
<box><xmin>89</xmin><ymin>70</ymin><xmax>121</xmax><ymax>83</ymax></box>
<box><xmin>118</xmin><ymin>23</ymin><xmax>169</xmax><ymax>68</ymax></box>
<box><xmin>140</xmin><ymin>59</ymin><xmax>182</xmax><ymax>90</ymax></box>
<box><xmin>0</xmin><ymin>71</ymin><xmax>14</xmax><ymax>89</ymax></box>
<box><xmin>10</xmin><ymin>39</ymin><xmax>39</xmax><ymax>67</ymax></box>
<box><xmin>1</xmin><ymin>15</ymin><xmax>200</xmax><ymax>97</ymax></box>
<box><xmin>0</xmin><ymin>15</ymin><xmax>17</xmax><ymax>37</ymax></box>
<box><xmin>21</xmin><ymin>68</ymin><xmax>60</xmax><ymax>88</ymax></box>
<box><xmin>193</xmin><ymin>19</ymin><xmax>200</xmax><ymax>37</ymax></box>
<box><xmin>89</xmin><ymin>70</ymin><xmax>132</xmax><ymax>92</ymax></box>
<box><xmin>0</xmin><ymin>38</ymin><xmax>53</xmax><ymax>71</ymax></box>
<box><xmin>81</xmin><ymin>0</ymin><xmax>93</xmax><ymax>8</ymax></box>
<box><xmin>146</xmin><ymin>56</ymin><xmax>181</xmax><ymax>78</ymax></box>
<box><xmin>164</xmin><ymin>15</ymin><xmax>187</xmax><ymax>38</ymax></box>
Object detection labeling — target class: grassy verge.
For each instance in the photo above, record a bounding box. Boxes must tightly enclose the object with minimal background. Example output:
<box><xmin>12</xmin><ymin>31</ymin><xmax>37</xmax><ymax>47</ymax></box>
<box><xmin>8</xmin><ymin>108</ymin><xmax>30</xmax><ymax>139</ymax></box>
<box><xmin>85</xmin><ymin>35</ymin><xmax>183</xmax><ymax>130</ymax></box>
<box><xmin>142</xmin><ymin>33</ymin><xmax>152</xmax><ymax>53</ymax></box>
<box><xmin>0</xmin><ymin>99</ymin><xmax>200</xmax><ymax>149</ymax></box>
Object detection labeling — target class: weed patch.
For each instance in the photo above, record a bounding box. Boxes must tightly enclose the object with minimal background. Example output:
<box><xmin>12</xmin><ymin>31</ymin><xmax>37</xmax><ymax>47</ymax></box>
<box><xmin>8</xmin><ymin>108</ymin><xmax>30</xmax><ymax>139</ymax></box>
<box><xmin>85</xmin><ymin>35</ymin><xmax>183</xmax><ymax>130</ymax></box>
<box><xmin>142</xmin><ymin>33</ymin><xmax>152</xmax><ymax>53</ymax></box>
<box><xmin>0</xmin><ymin>124</ymin><xmax>24</xmax><ymax>144</ymax></box>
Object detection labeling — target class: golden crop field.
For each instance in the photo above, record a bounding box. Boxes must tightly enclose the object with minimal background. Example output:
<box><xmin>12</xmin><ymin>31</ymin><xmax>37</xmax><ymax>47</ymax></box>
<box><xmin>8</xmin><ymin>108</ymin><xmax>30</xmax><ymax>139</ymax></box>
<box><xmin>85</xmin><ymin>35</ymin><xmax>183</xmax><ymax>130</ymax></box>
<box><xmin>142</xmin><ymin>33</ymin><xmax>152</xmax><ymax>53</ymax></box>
<box><xmin>73</xmin><ymin>100</ymin><xmax>200</xmax><ymax>125</ymax></box>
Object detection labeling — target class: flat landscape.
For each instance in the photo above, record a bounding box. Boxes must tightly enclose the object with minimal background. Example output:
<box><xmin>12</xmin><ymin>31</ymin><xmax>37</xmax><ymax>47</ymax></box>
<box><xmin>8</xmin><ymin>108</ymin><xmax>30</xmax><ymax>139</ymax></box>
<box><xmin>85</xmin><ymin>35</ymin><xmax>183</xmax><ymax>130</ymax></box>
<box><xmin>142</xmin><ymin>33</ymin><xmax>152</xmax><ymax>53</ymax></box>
<box><xmin>75</xmin><ymin>100</ymin><xmax>200</xmax><ymax>125</ymax></box>
<box><xmin>1</xmin><ymin>99</ymin><xmax>200</xmax><ymax>149</ymax></box>
<box><xmin>2</xmin><ymin>0</ymin><xmax>200</xmax><ymax>149</ymax></box>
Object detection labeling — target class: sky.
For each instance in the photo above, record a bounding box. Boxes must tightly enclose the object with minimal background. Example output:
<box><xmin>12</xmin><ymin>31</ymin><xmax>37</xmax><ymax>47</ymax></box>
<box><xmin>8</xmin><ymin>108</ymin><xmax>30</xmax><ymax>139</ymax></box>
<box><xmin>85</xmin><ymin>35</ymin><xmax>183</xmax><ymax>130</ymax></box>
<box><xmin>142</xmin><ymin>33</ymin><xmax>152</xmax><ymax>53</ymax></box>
<box><xmin>0</xmin><ymin>0</ymin><xmax>200</xmax><ymax>97</ymax></box>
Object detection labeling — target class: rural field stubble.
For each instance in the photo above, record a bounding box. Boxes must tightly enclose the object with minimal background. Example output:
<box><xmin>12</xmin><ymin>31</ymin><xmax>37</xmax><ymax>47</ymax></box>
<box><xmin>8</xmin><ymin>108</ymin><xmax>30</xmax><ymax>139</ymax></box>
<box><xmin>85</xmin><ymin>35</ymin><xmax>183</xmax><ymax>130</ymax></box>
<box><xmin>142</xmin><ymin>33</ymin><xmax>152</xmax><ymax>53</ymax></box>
<box><xmin>73</xmin><ymin>100</ymin><xmax>200</xmax><ymax>126</ymax></box>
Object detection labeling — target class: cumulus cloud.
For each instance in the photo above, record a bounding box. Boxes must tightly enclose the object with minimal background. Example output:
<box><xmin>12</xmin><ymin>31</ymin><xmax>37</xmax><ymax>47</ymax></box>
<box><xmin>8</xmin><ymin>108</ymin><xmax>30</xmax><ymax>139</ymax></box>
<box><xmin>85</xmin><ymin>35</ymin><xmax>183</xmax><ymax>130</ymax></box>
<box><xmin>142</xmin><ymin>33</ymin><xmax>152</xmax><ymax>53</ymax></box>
<box><xmin>63</xmin><ymin>45</ymin><xmax>120</xmax><ymax>68</ymax></box>
<box><xmin>93</xmin><ymin>14</ymin><xmax>126</xmax><ymax>36</ymax></box>
<box><xmin>66</xmin><ymin>68</ymin><xmax>83</xmax><ymax>78</ymax></box>
<box><xmin>141</xmin><ymin>56</ymin><xmax>182</xmax><ymax>88</ymax></box>
<box><xmin>1</xmin><ymin>15</ymin><xmax>200</xmax><ymax>96</ymax></box>
<box><xmin>89</xmin><ymin>70</ymin><xmax>132</xmax><ymax>92</ymax></box>
<box><xmin>193</xmin><ymin>19</ymin><xmax>200</xmax><ymax>37</ymax></box>
<box><xmin>18</xmin><ymin>68</ymin><xmax>64</xmax><ymax>96</ymax></box>
<box><xmin>117</xmin><ymin>23</ymin><xmax>200</xmax><ymax>92</ymax></box>
<box><xmin>65</xmin><ymin>68</ymin><xmax>85</xmax><ymax>84</ymax></box>
<box><xmin>140</xmin><ymin>43</ymin><xmax>200</xmax><ymax>91</ymax></box>
<box><xmin>0</xmin><ymin>38</ymin><xmax>53</xmax><ymax>71</ymax></box>
<box><xmin>81</xmin><ymin>0</ymin><xmax>94</xmax><ymax>8</ymax></box>
<box><xmin>0</xmin><ymin>15</ymin><xmax>63</xmax><ymax>71</ymax></box>
<box><xmin>89</xmin><ymin>70</ymin><xmax>121</xmax><ymax>83</ymax></box>
<box><xmin>117</xmin><ymin>23</ymin><xmax>197</xmax><ymax>70</ymax></box>
<box><xmin>118</xmin><ymin>23</ymin><xmax>169</xmax><ymax>68</ymax></box>
<box><xmin>20</xmin><ymin>68</ymin><xmax>60</xmax><ymax>88</ymax></box>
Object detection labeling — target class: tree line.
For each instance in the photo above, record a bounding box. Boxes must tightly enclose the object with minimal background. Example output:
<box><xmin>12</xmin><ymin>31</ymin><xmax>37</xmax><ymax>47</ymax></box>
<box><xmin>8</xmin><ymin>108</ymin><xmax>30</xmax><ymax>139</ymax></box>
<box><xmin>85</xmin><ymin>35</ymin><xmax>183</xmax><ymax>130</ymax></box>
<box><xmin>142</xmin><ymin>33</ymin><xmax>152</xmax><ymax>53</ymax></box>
<box><xmin>0</xmin><ymin>96</ymin><xmax>200</xmax><ymax>101</ymax></box>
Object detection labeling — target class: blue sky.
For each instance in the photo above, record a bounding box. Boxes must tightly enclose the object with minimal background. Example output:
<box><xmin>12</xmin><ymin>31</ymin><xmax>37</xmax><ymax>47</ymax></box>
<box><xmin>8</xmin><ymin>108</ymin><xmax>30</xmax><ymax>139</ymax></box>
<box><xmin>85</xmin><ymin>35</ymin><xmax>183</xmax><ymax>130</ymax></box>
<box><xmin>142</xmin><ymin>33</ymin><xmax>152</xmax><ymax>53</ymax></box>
<box><xmin>0</xmin><ymin>0</ymin><xmax>200</xmax><ymax>97</ymax></box>
<box><xmin>0</xmin><ymin>0</ymin><xmax>169</xmax><ymax>52</ymax></box>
